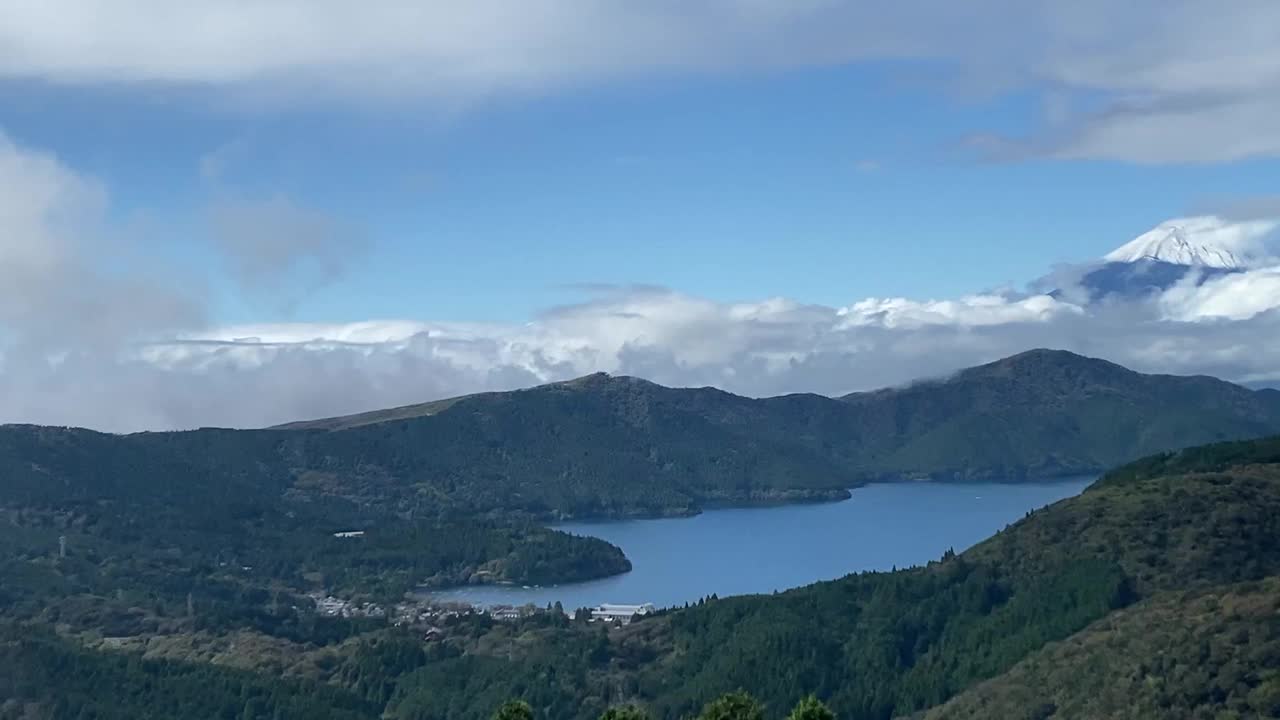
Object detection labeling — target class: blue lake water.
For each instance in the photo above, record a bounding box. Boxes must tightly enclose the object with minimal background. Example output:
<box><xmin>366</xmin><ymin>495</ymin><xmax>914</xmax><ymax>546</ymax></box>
<box><xmin>427</xmin><ymin>478</ymin><xmax>1094</xmax><ymax>610</ymax></box>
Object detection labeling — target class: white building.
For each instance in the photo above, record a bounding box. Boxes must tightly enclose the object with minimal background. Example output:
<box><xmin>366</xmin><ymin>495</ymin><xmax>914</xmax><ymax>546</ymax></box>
<box><xmin>589</xmin><ymin>603</ymin><xmax>656</xmax><ymax>624</ymax></box>
<box><xmin>489</xmin><ymin>606</ymin><xmax>523</xmax><ymax>621</ymax></box>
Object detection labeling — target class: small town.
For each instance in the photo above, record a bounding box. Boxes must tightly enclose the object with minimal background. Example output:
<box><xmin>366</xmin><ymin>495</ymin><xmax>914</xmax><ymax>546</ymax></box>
<box><xmin>308</xmin><ymin>591</ymin><xmax>656</xmax><ymax>632</ymax></box>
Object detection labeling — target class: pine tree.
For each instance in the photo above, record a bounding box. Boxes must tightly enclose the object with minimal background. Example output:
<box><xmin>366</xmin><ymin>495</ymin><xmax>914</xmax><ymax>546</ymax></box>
<box><xmin>786</xmin><ymin>696</ymin><xmax>835</xmax><ymax>720</ymax></box>
<box><xmin>493</xmin><ymin>699</ymin><xmax>535</xmax><ymax>720</ymax></box>
<box><xmin>699</xmin><ymin>691</ymin><xmax>764</xmax><ymax>720</ymax></box>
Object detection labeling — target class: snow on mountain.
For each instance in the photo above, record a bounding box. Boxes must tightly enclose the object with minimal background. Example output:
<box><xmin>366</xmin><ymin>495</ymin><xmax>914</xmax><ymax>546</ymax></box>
<box><xmin>1042</xmin><ymin>216</ymin><xmax>1280</xmax><ymax>303</ymax></box>
<box><xmin>1103</xmin><ymin>216</ymin><xmax>1277</xmax><ymax>269</ymax></box>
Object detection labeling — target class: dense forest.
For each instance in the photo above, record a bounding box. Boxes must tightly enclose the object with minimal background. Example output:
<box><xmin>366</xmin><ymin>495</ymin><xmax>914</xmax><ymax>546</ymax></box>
<box><xmin>0</xmin><ymin>420</ymin><xmax>630</xmax><ymax>655</ymax></box>
<box><xmin>373</xmin><ymin>434</ymin><xmax>1280</xmax><ymax>718</ymax></box>
<box><xmin>6</xmin><ymin>433</ymin><xmax>1280</xmax><ymax>719</ymax></box>
<box><xmin>922</xmin><ymin>578</ymin><xmax>1280</xmax><ymax>719</ymax></box>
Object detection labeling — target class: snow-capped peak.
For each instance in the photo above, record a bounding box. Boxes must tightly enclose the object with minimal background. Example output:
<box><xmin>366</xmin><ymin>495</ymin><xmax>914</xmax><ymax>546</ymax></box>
<box><xmin>1104</xmin><ymin>216</ymin><xmax>1278</xmax><ymax>270</ymax></box>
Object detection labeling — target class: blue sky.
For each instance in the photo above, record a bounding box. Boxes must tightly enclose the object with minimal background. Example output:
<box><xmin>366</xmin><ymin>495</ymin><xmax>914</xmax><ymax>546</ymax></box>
<box><xmin>4</xmin><ymin>56</ymin><xmax>1277</xmax><ymax>325</ymax></box>
<box><xmin>3</xmin><ymin>1</ymin><xmax>1280</xmax><ymax>430</ymax></box>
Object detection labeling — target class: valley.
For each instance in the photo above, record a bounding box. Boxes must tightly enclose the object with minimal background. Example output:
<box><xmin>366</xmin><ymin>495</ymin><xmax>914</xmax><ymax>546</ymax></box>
<box><xmin>3</xmin><ymin>350</ymin><xmax>1280</xmax><ymax>719</ymax></box>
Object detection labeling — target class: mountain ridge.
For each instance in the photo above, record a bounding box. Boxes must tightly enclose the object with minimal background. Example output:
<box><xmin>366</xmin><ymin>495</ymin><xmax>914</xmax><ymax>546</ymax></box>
<box><xmin>5</xmin><ymin>349</ymin><xmax>1280</xmax><ymax>522</ymax></box>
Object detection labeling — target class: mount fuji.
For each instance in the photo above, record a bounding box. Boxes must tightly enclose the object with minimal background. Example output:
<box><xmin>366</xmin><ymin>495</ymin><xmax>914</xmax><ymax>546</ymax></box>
<box><xmin>1058</xmin><ymin>216</ymin><xmax>1278</xmax><ymax>301</ymax></box>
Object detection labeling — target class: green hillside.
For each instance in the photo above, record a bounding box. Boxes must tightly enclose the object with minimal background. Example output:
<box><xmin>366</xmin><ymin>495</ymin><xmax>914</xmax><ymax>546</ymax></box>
<box><xmin>0</xmin><ymin>623</ymin><xmax>376</xmax><ymax>720</ymax></box>
<box><xmin>5</xmin><ymin>433</ymin><xmax>1280</xmax><ymax>719</ymax></box>
<box><xmin>5</xmin><ymin>354</ymin><xmax>1280</xmax><ymax>719</ymax></box>
<box><xmin>921</xmin><ymin>578</ymin><xmax>1280</xmax><ymax>720</ymax></box>
<box><xmin>0</xmin><ymin>423</ymin><xmax>630</xmax><ymax>644</ymax></box>
<box><xmin>275</xmin><ymin>349</ymin><xmax>1280</xmax><ymax>517</ymax></box>
<box><xmin>384</xmin><ymin>434</ymin><xmax>1280</xmax><ymax>720</ymax></box>
<box><xmin>835</xmin><ymin>349</ymin><xmax>1280</xmax><ymax>479</ymax></box>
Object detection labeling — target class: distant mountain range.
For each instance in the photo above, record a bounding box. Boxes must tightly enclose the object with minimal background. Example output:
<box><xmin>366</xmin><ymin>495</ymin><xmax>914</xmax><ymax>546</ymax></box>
<box><xmin>1055</xmin><ymin>216</ymin><xmax>1278</xmax><ymax>301</ymax></box>
<box><xmin>257</xmin><ymin>348</ymin><xmax>1280</xmax><ymax>517</ymax></box>
<box><xmin>6</xmin><ymin>349</ymin><xmax>1278</xmax><ymax>523</ymax></box>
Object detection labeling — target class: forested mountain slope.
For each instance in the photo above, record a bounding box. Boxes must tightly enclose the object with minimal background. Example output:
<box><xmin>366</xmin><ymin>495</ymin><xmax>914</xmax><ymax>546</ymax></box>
<box><xmin>384</xmin><ymin>435</ymin><xmax>1280</xmax><ymax>720</ymax></box>
<box><xmin>284</xmin><ymin>349</ymin><xmax>1280</xmax><ymax>511</ymax></box>
<box><xmin>5</xmin><ymin>351</ymin><xmax>1279</xmax><ymax>526</ymax></box>
<box><xmin>6</xmin><ymin>434</ymin><xmax>1280</xmax><ymax>719</ymax></box>
<box><xmin>920</xmin><ymin>578</ymin><xmax>1280</xmax><ymax>720</ymax></box>
<box><xmin>835</xmin><ymin>349</ymin><xmax>1280</xmax><ymax>479</ymax></box>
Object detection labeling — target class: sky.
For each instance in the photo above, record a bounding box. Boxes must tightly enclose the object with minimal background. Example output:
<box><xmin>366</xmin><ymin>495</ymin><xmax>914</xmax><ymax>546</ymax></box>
<box><xmin>2</xmin><ymin>0</ymin><xmax>1280</xmax><ymax>431</ymax></box>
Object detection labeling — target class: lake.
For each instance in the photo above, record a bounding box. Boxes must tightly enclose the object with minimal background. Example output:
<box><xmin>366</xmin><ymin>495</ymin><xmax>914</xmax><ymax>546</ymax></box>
<box><xmin>426</xmin><ymin>478</ymin><xmax>1094</xmax><ymax>610</ymax></box>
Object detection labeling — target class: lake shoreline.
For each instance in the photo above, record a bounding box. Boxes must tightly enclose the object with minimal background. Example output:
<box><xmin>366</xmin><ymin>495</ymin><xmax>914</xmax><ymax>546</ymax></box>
<box><xmin>420</xmin><ymin>477</ymin><xmax>1096</xmax><ymax>609</ymax></box>
<box><xmin>544</xmin><ymin>473</ymin><xmax>1103</xmax><ymax>525</ymax></box>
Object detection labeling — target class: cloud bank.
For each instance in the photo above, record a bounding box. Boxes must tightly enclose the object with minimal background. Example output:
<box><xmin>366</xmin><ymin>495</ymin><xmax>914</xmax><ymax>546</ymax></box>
<box><xmin>2</xmin><ymin>134</ymin><xmax>1280</xmax><ymax>432</ymax></box>
<box><xmin>2</xmin><ymin>1</ymin><xmax>1279</xmax><ymax>162</ymax></box>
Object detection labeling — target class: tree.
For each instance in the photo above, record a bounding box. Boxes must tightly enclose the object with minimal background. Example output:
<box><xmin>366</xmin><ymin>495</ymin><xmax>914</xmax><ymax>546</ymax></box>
<box><xmin>786</xmin><ymin>696</ymin><xmax>835</xmax><ymax>720</ymax></box>
<box><xmin>599</xmin><ymin>705</ymin><xmax>651</xmax><ymax>720</ymax></box>
<box><xmin>493</xmin><ymin>699</ymin><xmax>534</xmax><ymax>720</ymax></box>
<box><xmin>699</xmin><ymin>692</ymin><xmax>764</xmax><ymax>720</ymax></box>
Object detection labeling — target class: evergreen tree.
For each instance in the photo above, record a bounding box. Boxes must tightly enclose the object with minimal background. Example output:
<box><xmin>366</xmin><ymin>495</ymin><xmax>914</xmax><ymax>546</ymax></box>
<box><xmin>493</xmin><ymin>699</ymin><xmax>535</xmax><ymax>720</ymax></box>
<box><xmin>699</xmin><ymin>692</ymin><xmax>764</xmax><ymax>720</ymax></box>
<box><xmin>786</xmin><ymin>696</ymin><xmax>835</xmax><ymax>720</ymax></box>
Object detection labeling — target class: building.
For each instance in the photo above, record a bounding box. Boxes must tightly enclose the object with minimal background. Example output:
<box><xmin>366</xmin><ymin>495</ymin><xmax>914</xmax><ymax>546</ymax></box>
<box><xmin>589</xmin><ymin>603</ymin><xmax>656</xmax><ymax>624</ymax></box>
<box><xmin>488</xmin><ymin>605</ymin><xmax>523</xmax><ymax>621</ymax></box>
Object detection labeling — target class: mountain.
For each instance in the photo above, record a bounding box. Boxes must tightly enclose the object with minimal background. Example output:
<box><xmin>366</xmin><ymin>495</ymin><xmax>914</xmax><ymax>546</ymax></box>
<box><xmin>1102</xmin><ymin>216</ymin><xmax>1270</xmax><ymax>269</ymax></box>
<box><xmin>1064</xmin><ymin>216</ymin><xmax>1277</xmax><ymax>301</ymax></box>
<box><xmin>3</xmin><ymin>351</ymin><xmax>1279</xmax><ymax>526</ymax></box>
<box><xmin>834</xmin><ymin>348</ymin><xmax>1280</xmax><ymax>480</ymax></box>
<box><xmin>0</xmin><ymin>423</ymin><xmax>632</xmax><ymax>614</ymax></box>
<box><xmin>283</xmin><ymin>350</ymin><xmax>1280</xmax><ymax>497</ymax></box>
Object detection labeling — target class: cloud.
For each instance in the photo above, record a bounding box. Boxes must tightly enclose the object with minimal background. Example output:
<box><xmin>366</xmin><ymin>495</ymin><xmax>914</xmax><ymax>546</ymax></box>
<box><xmin>6</xmin><ymin>273</ymin><xmax>1279</xmax><ymax>432</ymax></box>
<box><xmin>5</xmin><ymin>131</ymin><xmax>1280</xmax><ymax>432</ymax></box>
<box><xmin>1159</xmin><ymin>267</ymin><xmax>1280</xmax><ymax>322</ymax></box>
<box><xmin>1196</xmin><ymin>195</ymin><xmax>1280</xmax><ymax>225</ymax></box>
<box><xmin>2</xmin><ymin>1</ymin><xmax>1279</xmax><ymax>162</ymax></box>
<box><xmin>210</xmin><ymin>194</ymin><xmax>368</xmax><ymax>300</ymax></box>
<box><xmin>1045</xmin><ymin>95</ymin><xmax>1280</xmax><ymax>165</ymax></box>
<box><xmin>0</xmin><ymin>131</ymin><xmax>203</xmax><ymax>356</ymax></box>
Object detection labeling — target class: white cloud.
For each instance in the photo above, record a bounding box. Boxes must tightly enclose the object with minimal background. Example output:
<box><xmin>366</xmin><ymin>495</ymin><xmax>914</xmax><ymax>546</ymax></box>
<box><xmin>2</xmin><ymin>1</ymin><xmax>1279</xmax><ymax>162</ymax></box>
<box><xmin>0</xmin><ymin>131</ymin><xmax>203</xmax><ymax>355</ymax></box>
<box><xmin>38</xmin><ymin>272</ymin><xmax>1273</xmax><ymax>432</ymax></box>
<box><xmin>838</xmin><ymin>294</ymin><xmax>1079</xmax><ymax>329</ymax></box>
<box><xmin>1160</xmin><ymin>266</ymin><xmax>1280</xmax><ymax>321</ymax></box>
<box><xmin>4</xmin><ymin>130</ymin><xmax>1280</xmax><ymax>431</ymax></box>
